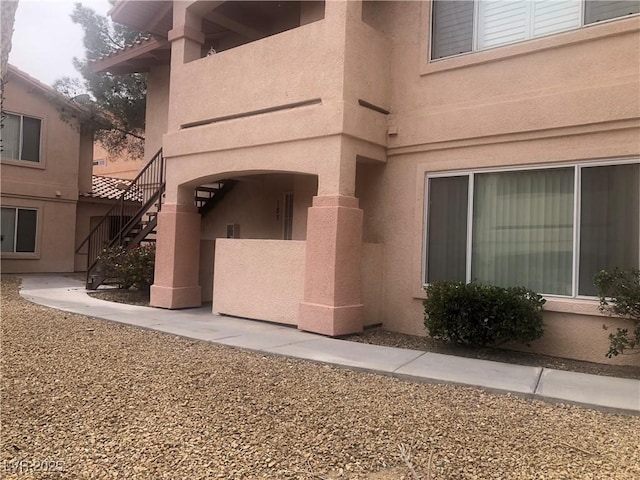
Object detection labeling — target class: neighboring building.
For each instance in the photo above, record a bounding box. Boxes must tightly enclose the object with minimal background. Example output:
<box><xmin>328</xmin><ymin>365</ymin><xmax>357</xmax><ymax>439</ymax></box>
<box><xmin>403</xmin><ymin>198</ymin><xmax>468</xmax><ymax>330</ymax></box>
<box><xmin>1</xmin><ymin>65</ymin><xmax>94</xmax><ymax>273</ymax></box>
<box><xmin>92</xmin><ymin>1</ymin><xmax>640</xmax><ymax>365</ymax></box>
<box><xmin>92</xmin><ymin>142</ymin><xmax>146</xmax><ymax>180</ymax></box>
<box><xmin>0</xmin><ymin>65</ymin><xmax>122</xmax><ymax>273</ymax></box>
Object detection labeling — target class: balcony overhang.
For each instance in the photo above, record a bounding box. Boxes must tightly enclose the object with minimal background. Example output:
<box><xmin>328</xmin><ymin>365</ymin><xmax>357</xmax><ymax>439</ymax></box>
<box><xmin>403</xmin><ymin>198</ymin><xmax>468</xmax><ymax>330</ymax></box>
<box><xmin>91</xmin><ymin>36</ymin><xmax>171</xmax><ymax>74</ymax></box>
<box><xmin>99</xmin><ymin>1</ymin><xmax>311</xmax><ymax>74</ymax></box>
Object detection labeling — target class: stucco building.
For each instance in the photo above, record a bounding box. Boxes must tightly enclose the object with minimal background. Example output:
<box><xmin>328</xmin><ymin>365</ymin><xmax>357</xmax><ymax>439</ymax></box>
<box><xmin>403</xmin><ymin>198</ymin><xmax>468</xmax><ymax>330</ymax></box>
<box><xmin>92</xmin><ymin>0</ymin><xmax>640</xmax><ymax>365</ymax></box>
<box><xmin>1</xmin><ymin>65</ymin><xmax>94</xmax><ymax>273</ymax></box>
<box><xmin>92</xmin><ymin>142</ymin><xmax>146</xmax><ymax>180</ymax></box>
<box><xmin>1</xmin><ymin>65</ymin><xmax>129</xmax><ymax>273</ymax></box>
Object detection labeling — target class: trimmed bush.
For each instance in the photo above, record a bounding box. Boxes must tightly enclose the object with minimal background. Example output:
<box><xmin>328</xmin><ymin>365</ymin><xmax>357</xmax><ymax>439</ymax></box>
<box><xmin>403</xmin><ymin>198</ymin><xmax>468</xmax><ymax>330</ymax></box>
<box><xmin>424</xmin><ymin>281</ymin><xmax>545</xmax><ymax>347</ymax></box>
<box><xmin>97</xmin><ymin>244</ymin><xmax>156</xmax><ymax>292</ymax></box>
<box><xmin>594</xmin><ymin>268</ymin><xmax>640</xmax><ymax>358</ymax></box>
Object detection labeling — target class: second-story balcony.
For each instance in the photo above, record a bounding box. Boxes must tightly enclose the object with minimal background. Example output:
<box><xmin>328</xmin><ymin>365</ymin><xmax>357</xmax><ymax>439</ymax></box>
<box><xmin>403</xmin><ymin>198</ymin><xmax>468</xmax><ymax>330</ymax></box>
<box><xmin>95</xmin><ymin>1</ymin><xmax>391</xmax><ymax>154</ymax></box>
<box><xmin>169</xmin><ymin>1</ymin><xmax>391</xmax><ymax>149</ymax></box>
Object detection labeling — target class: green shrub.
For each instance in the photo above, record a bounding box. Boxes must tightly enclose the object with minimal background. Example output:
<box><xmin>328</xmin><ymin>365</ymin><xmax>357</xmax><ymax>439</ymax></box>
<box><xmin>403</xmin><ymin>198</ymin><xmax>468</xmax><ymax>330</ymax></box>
<box><xmin>423</xmin><ymin>281</ymin><xmax>545</xmax><ymax>347</ymax></box>
<box><xmin>97</xmin><ymin>244</ymin><xmax>156</xmax><ymax>292</ymax></box>
<box><xmin>594</xmin><ymin>268</ymin><xmax>640</xmax><ymax>358</ymax></box>
<box><xmin>96</xmin><ymin>245</ymin><xmax>127</xmax><ymax>284</ymax></box>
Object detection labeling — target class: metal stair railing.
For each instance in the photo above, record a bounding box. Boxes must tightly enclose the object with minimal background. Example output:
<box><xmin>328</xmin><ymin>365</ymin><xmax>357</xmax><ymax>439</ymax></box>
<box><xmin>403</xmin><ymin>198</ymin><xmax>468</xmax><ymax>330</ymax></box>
<box><xmin>195</xmin><ymin>179</ymin><xmax>237</xmax><ymax>216</ymax></box>
<box><xmin>76</xmin><ymin>149</ymin><xmax>165</xmax><ymax>289</ymax></box>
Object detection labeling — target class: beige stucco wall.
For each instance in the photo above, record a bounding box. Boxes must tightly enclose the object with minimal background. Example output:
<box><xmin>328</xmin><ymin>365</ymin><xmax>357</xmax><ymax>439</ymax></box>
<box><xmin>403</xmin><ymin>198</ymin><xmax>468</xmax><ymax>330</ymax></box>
<box><xmin>213</xmin><ymin>239</ymin><xmax>306</xmax><ymax>325</ymax></box>
<box><xmin>372</xmin><ymin>1</ymin><xmax>640</xmax><ymax>366</ymax></box>
<box><xmin>1</xmin><ymin>70</ymin><xmax>93</xmax><ymax>273</ymax></box>
<box><xmin>92</xmin><ymin>143</ymin><xmax>144</xmax><ymax>180</ymax></box>
<box><xmin>200</xmin><ymin>174</ymin><xmax>294</xmax><ymax>242</ymax></box>
<box><xmin>198</xmin><ymin>173</ymin><xmax>317</xmax><ymax>301</ymax></box>
<box><xmin>213</xmin><ymin>239</ymin><xmax>383</xmax><ymax>327</ymax></box>
<box><xmin>144</xmin><ymin>65</ymin><xmax>170</xmax><ymax>161</ymax></box>
<box><xmin>199</xmin><ymin>174</ymin><xmax>294</xmax><ymax>302</ymax></box>
<box><xmin>150</xmin><ymin>1</ymin><xmax>639</xmax><ymax>364</ymax></box>
<box><xmin>509</xmin><ymin>310</ymin><xmax>640</xmax><ymax>365</ymax></box>
<box><xmin>1</xmin><ymin>198</ymin><xmax>77</xmax><ymax>273</ymax></box>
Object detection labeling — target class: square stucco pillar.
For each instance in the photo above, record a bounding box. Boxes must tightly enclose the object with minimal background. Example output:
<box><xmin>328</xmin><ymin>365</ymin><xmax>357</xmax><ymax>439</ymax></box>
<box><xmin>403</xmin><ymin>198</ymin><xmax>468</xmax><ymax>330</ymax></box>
<box><xmin>299</xmin><ymin>195</ymin><xmax>364</xmax><ymax>336</ymax></box>
<box><xmin>150</xmin><ymin>204</ymin><xmax>201</xmax><ymax>309</ymax></box>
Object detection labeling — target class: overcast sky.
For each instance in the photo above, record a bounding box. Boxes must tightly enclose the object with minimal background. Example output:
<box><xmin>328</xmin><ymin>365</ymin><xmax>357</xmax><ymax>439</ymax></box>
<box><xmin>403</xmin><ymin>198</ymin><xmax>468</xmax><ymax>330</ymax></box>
<box><xmin>9</xmin><ymin>0</ymin><xmax>113</xmax><ymax>86</ymax></box>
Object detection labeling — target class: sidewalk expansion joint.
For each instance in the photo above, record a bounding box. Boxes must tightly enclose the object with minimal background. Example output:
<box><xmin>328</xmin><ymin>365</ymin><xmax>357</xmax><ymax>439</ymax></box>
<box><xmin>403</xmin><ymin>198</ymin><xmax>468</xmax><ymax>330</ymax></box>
<box><xmin>533</xmin><ymin>368</ymin><xmax>545</xmax><ymax>394</ymax></box>
<box><xmin>392</xmin><ymin>352</ymin><xmax>427</xmax><ymax>373</ymax></box>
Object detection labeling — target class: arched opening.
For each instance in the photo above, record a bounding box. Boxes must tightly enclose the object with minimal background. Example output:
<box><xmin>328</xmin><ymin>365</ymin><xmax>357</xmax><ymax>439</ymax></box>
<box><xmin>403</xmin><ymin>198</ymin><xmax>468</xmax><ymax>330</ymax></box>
<box><xmin>192</xmin><ymin>172</ymin><xmax>318</xmax><ymax>318</ymax></box>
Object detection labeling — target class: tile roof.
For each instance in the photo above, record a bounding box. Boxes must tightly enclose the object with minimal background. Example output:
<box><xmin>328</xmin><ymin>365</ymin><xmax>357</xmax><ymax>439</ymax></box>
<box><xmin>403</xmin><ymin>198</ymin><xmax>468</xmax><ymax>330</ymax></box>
<box><xmin>93</xmin><ymin>35</ymin><xmax>153</xmax><ymax>63</ymax></box>
<box><xmin>85</xmin><ymin>175</ymin><xmax>141</xmax><ymax>201</ymax></box>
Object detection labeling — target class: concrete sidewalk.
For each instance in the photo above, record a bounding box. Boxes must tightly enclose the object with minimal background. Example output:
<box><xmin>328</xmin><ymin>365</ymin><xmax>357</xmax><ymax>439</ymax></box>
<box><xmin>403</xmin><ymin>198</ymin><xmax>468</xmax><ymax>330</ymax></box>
<box><xmin>16</xmin><ymin>274</ymin><xmax>640</xmax><ymax>414</ymax></box>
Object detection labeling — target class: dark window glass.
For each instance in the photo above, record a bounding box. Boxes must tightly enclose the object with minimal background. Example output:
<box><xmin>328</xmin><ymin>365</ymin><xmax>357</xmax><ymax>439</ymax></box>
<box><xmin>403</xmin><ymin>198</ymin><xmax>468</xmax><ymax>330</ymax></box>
<box><xmin>431</xmin><ymin>0</ymin><xmax>474</xmax><ymax>59</ymax></box>
<box><xmin>1</xmin><ymin>207</ymin><xmax>16</xmax><ymax>252</ymax></box>
<box><xmin>16</xmin><ymin>209</ymin><xmax>37</xmax><ymax>252</ymax></box>
<box><xmin>427</xmin><ymin>176</ymin><xmax>469</xmax><ymax>282</ymax></box>
<box><xmin>579</xmin><ymin>163</ymin><xmax>639</xmax><ymax>295</ymax></box>
<box><xmin>21</xmin><ymin>116</ymin><xmax>41</xmax><ymax>162</ymax></box>
<box><xmin>585</xmin><ymin>0</ymin><xmax>640</xmax><ymax>24</ymax></box>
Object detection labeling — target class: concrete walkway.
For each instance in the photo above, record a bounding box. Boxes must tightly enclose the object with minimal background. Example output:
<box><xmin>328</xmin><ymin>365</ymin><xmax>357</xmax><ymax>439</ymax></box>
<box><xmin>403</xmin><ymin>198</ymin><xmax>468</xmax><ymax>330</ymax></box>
<box><xmin>16</xmin><ymin>274</ymin><xmax>640</xmax><ymax>414</ymax></box>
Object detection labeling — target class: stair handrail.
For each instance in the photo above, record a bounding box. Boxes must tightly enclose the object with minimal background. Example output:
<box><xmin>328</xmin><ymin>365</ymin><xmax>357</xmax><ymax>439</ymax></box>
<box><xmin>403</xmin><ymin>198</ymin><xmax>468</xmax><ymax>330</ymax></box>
<box><xmin>76</xmin><ymin>149</ymin><xmax>164</xmax><ymax>255</ymax></box>
<box><xmin>76</xmin><ymin>149</ymin><xmax>165</xmax><ymax>288</ymax></box>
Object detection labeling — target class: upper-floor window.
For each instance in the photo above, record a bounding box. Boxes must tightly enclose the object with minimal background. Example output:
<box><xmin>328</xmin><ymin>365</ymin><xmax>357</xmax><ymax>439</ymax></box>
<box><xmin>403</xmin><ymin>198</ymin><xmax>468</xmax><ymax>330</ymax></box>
<box><xmin>431</xmin><ymin>0</ymin><xmax>640</xmax><ymax>60</ymax></box>
<box><xmin>1</xmin><ymin>112</ymin><xmax>42</xmax><ymax>163</ymax></box>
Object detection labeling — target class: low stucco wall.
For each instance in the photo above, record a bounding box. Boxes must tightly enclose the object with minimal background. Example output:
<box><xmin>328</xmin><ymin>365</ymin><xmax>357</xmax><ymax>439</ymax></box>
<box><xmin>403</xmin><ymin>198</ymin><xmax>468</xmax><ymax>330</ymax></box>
<box><xmin>212</xmin><ymin>239</ymin><xmax>384</xmax><ymax>328</ymax></box>
<box><xmin>213</xmin><ymin>239</ymin><xmax>306</xmax><ymax>325</ymax></box>
<box><xmin>402</xmin><ymin>295</ymin><xmax>640</xmax><ymax>367</ymax></box>
<box><xmin>512</xmin><ymin>310</ymin><xmax>640</xmax><ymax>367</ymax></box>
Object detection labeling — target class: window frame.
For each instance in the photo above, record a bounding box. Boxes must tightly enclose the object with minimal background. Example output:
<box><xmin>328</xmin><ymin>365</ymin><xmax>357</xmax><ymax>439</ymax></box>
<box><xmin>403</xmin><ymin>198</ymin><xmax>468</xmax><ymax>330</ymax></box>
<box><xmin>0</xmin><ymin>206</ymin><xmax>39</xmax><ymax>255</ymax></box>
<box><xmin>423</xmin><ymin>158</ymin><xmax>640</xmax><ymax>299</ymax></box>
<box><xmin>1</xmin><ymin>111</ymin><xmax>43</xmax><ymax>164</ymax></box>
<box><xmin>428</xmin><ymin>0</ymin><xmax>640</xmax><ymax>64</ymax></box>
<box><xmin>282</xmin><ymin>191</ymin><xmax>294</xmax><ymax>240</ymax></box>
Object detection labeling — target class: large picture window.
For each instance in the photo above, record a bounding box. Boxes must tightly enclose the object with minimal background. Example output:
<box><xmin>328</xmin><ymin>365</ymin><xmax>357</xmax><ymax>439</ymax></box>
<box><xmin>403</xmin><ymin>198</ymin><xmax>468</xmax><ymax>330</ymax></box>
<box><xmin>1</xmin><ymin>113</ymin><xmax>42</xmax><ymax>162</ymax></box>
<box><xmin>425</xmin><ymin>162</ymin><xmax>639</xmax><ymax>297</ymax></box>
<box><xmin>431</xmin><ymin>0</ymin><xmax>640</xmax><ymax>60</ymax></box>
<box><xmin>1</xmin><ymin>207</ymin><xmax>38</xmax><ymax>253</ymax></box>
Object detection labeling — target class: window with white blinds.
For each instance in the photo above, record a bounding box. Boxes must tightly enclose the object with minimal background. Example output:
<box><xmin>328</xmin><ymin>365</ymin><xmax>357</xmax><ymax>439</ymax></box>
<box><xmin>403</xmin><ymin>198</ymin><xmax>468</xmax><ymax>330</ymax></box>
<box><xmin>425</xmin><ymin>162</ymin><xmax>640</xmax><ymax>297</ymax></box>
<box><xmin>431</xmin><ymin>0</ymin><xmax>640</xmax><ymax>59</ymax></box>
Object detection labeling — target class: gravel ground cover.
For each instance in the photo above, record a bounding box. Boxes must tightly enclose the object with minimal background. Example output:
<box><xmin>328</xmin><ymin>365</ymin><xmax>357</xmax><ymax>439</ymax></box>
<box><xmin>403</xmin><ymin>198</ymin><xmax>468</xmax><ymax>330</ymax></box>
<box><xmin>2</xmin><ymin>277</ymin><xmax>640</xmax><ymax>479</ymax></box>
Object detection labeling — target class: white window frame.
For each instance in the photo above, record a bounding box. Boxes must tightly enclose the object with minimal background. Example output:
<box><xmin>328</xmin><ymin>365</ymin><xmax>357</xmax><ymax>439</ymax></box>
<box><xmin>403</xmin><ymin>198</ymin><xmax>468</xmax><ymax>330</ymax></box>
<box><xmin>423</xmin><ymin>158</ymin><xmax>640</xmax><ymax>299</ymax></box>
<box><xmin>430</xmin><ymin>0</ymin><xmax>640</xmax><ymax>62</ymax></box>
<box><xmin>1</xmin><ymin>111</ymin><xmax>43</xmax><ymax>163</ymax></box>
<box><xmin>0</xmin><ymin>206</ymin><xmax>39</xmax><ymax>254</ymax></box>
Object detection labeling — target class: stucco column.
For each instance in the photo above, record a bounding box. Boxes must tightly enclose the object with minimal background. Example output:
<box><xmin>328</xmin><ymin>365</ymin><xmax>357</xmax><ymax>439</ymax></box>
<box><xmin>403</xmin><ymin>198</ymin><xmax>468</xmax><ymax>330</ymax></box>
<box><xmin>150</xmin><ymin>203</ymin><xmax>202</xmax><ymax>309</ymax></box>
<box><xmin>167</xmin><ymin>2</ymin><xmax>204</xmax><ymax>131</ymax></box>
<box><xmin>299</xmin><ymin>194</ymin><xmax>364</xmax><ymax>336</ymax></box>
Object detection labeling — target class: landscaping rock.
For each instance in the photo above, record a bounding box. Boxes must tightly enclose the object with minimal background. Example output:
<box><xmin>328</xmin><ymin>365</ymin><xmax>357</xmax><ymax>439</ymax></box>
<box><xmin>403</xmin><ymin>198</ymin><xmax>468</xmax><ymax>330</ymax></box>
<box><xmin>2</xmin><ymin>278</ymin><xmax>639</xmax><ymax>479</ymax></box>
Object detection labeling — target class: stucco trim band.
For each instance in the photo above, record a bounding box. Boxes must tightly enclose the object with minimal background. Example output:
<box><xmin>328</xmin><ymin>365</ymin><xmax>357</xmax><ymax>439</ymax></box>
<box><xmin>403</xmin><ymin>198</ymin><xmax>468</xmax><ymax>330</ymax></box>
<box><xmin>181</xmin><ymin>99</ymin><xmax>323</xmax><ymax>129</ymax></box>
